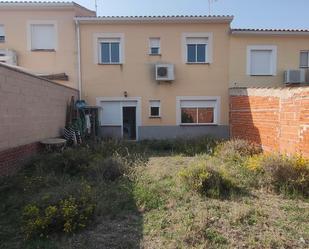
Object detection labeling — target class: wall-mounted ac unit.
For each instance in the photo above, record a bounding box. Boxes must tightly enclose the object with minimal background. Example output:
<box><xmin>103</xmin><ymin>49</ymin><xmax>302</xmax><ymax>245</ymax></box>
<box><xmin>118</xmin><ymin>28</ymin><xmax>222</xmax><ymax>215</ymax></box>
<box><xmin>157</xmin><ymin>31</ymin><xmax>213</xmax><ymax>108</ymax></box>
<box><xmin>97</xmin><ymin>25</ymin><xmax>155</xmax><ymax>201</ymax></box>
<box><xmin>155</xmin><ymin>64</ymin><xmax>174</xmax><ymax>81</ymax></box>
<box><xmin>284</xmin><ymin>69</ymin><xmax>305</xmax><ymax>84</ymax></box>
<box><xmin>0</xmin><ymin>49</ymin><xmax>17</xmax><ymax>66</ymax></box>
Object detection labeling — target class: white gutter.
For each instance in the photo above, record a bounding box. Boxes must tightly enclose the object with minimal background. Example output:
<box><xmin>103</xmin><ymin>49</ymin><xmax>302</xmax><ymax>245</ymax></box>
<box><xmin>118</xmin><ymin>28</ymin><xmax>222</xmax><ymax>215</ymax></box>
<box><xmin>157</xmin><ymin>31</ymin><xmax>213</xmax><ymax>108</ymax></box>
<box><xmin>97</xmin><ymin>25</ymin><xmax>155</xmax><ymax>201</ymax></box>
<box><xmin>75</xmin><ymin>19</ymin><xmax>82</xmax><ymax>100</ymax></box>
<box><xmin>74</xmin><ymin>16</ymin><xmax>234</xmax><ymax>24</ymax></box>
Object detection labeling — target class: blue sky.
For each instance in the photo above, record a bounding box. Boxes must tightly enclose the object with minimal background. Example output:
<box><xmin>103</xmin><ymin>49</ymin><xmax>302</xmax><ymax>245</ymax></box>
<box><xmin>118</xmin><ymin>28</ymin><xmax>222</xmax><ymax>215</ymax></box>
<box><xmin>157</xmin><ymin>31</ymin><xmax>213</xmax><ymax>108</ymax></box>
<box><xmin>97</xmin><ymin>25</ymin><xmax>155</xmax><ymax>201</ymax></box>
<box><xmin>1</xmin><ymin>0</ymin><xmax>309</xmax><ymax>29</ymax></box>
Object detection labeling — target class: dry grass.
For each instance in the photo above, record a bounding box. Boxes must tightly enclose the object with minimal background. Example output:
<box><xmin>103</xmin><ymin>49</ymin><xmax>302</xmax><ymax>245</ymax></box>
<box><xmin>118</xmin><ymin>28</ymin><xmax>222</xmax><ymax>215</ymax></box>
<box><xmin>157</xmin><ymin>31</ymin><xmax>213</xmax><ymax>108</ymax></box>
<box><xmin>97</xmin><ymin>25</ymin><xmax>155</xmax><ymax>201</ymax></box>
<box><xmin>140</xmin><ymin>156</ymin><xmax>309</xmax><ymax>249</ymax></box>
<box><xmin>0</xmin><ymin>142</ymin><xmax>308</xmax><ymax>249</ymax></box>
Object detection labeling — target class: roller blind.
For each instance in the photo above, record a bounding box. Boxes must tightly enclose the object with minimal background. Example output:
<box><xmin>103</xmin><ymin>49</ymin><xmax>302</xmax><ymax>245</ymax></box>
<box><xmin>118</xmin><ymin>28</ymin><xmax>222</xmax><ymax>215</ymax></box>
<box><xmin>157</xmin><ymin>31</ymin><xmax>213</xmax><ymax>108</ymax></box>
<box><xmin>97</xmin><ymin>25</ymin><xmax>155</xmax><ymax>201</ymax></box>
<box><xmin>149</xmin><ymin>38</ymin><xmax>160</xmax><ymax>48</ymax></box>
<box><xmin>186</xmin><ymin>37</ymin><xmax>208</xmax><ymax>44</ymax></box>
<box><xmin>0</xmin><ymin>25</ymin><xmax>4</xmax><ymax>37</ymax></box>
<box><xmin>180</xmin><ymin>100</ymin><xmax>216</xmax><ymax>108</ymax></box>
<box><xmin>150</xmin><ymin>100</ymin><xmax>160</xmax><ymax>107</ymax></box>
<box><xmin>250</xmin><ymin>50</ymin><xmax>272</xmax><ymax>75</ymax></box>
<box><xmin>100</xmin><ymin>101</ymin><xmax>122</xmax><ymax>125</ymax></box>
<box><xmin>31</xmin><ymin>24</ymin><xmax>55</xmax><ymax>50</ymax></box>
<box><xmin>300</xmin><ymin>51</ymin><xmax>309</xmax><ymax>68</ymax></box>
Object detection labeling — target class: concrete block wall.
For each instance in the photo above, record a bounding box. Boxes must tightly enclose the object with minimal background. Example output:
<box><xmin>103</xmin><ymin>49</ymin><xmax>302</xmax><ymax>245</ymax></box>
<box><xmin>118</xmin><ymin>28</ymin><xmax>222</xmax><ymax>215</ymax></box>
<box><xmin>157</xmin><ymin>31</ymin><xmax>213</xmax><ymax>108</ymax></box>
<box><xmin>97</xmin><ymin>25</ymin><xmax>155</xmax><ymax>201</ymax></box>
<box><xmin>230</xmin><ymin>87</ymin><xmax>309</xmax><ymax>157</ymax></box>
<box><xmin>0</xmin><ymin>63</ymin><xmax>78</xmax><ymax>175</ymax></box>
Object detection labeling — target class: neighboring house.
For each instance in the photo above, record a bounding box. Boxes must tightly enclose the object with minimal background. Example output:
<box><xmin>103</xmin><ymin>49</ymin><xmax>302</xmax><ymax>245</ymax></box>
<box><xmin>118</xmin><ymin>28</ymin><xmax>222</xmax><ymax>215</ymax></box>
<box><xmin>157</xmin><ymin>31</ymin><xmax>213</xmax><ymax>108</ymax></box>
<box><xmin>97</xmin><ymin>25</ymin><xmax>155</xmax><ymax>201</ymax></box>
<box><xmin>1</xmin><ymin>2</ymin><xmax>309</xmax><ymax>140</ymax></box>
<box><xmin>0</xmin><ymin>1</ymin><xmax>95</xmax><ymax>88</ymax></box>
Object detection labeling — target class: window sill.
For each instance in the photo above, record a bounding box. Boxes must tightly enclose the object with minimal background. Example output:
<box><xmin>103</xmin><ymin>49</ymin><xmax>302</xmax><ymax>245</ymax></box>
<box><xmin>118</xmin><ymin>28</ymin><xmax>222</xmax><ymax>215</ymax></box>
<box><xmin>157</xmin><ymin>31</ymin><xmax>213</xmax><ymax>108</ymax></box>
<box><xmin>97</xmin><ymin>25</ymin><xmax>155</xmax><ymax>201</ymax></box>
<box><xmin>250</xmin><ymin>74</ymin><xmax>274</xmax><ymax>77</ymax></box>
<box><xmin>31</xmin><ymin>49</ymin><xmax>56</xmax><ymax>52</ymax></box>
<box><xmin>98</xmin><ymin>63</ymin><xmax>123</xmax><ymax>65</ymax></box>
<box><xmin>180</xmin><ymin>123</ymin><xmax>217</xmax><ymax>126</ymax></box>
<box><xmin>149</xmin><ymin>116</ymin><xmax>161</xmax><ymax>119</ymax></box>
<box><xmin>149</xmin><ymin>53</ymin><xmax>161</xmax><ymax>56</ymax></box>
<box><xmin>186</xmin><ymin>62</ymin><xmax>210</xmax><ymax>65</ymax></box>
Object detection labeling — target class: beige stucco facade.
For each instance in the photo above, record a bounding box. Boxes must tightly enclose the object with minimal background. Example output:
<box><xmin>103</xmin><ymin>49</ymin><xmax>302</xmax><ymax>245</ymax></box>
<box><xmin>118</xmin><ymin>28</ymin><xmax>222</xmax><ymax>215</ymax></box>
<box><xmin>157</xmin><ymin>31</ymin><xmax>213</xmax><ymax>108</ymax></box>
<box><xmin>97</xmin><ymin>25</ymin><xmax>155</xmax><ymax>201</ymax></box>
<box><xmin>79</xmin><ymin>22</ymin><xmax>231</xmax><ymax>127</ymax></box>
<box><xmin>229</xmin><ymin>33</ymin><xmax>309</xmax><ymax>87</ymax></box>
<box><xmin>0</xmin><ymin>2</ymin><xmax>95</xmax><ymax>88</ymax></box>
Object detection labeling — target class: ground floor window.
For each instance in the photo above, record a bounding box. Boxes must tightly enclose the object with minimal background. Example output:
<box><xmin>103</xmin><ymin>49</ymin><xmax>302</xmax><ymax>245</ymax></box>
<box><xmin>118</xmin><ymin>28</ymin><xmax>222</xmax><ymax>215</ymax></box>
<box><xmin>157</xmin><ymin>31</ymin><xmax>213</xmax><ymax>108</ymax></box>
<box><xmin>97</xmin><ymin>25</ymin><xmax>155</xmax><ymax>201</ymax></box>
<box><xmin>149</xmin><ymin>100</ymin><xmax>160</xmax><ymax>117</ymax></box>
<box><xmin>178</xmin><ymin>98</ymin><xmax>218</xmax><ymax>125</ymax></box>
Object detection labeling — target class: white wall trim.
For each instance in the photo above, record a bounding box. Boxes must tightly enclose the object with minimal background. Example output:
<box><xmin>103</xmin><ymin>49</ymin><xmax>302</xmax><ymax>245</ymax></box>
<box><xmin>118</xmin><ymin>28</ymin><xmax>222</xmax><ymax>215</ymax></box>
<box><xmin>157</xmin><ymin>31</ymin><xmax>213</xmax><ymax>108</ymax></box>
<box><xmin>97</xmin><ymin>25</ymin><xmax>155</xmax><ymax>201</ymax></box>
<box><xmin>176</xmin><ymin>96</ymin><xmax>221</xmax><ymax>125</ymax></box>
<box><xmin>26</xmin><ymin>20</ymin><xmax>58</xmax><ymax>51</ymax></box>
<box><xmin>93</xmin><ymin>32</ymin><xmax>125</xmax><ymax>64</ymax></box>
<box><xmin>96</xmin><ymin>97</ymin><xmax>142</xmax><ymax>140</ymax></box>
<box><xmin>182</xmin><ymin>32</ymin><xmax>213</xmax><ymax>64</ymax></box>
<box><xmin>246</xmin><ymin>45</ymin><xmax>277</xmax><ymax>76</ymax></box>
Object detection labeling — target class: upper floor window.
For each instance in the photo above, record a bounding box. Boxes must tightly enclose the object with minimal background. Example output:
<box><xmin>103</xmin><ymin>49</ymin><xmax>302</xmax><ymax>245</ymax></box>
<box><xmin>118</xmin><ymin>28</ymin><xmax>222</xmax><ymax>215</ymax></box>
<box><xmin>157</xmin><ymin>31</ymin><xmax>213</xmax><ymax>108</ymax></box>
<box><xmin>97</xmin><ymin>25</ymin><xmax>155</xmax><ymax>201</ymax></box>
<box><xmin>0</xmin><ymin>25</ymin><xmax>5</xmax><ymax>43</ymax></box>
<box><xmin>300</xmin><ymin>51</ymin><xmax>309</xmax><ymax>68</ymax></box>
<box><xmin>94</xmin><ymin>33</ymin><xmax>124</xmax><ymax>65</ymax></box>
<box><xmin>247</xmin><ymin>45</ymin><xmax>277</xmax><ymax>76</ymax></box>
<box><xmin>149</xmin><ymin>38</ymin><xmax>160</xmax><ymax>55</ymax></box>
<box><xmin>30</xmin><ymin>23</ymin><xmax>56</xmax><ymax>51</ymax></box>
<box><xmin>99</xmin><ymin>38</ymin><xmax>121</xmax><ymax>64</ymax></box>
<box><xmin>186</xmin><ymin>38</ymin><xmax>208</xmax><ymax>63</ymax></box>
<box><xmin>182</xmin><ymin>33</ymin><xmax>213</xmax><ymax>64</ymax></box>
<box><xmin>149</xmin><ymin>100</ymin><xmax>161</xmax><ymax>117</ymax></box>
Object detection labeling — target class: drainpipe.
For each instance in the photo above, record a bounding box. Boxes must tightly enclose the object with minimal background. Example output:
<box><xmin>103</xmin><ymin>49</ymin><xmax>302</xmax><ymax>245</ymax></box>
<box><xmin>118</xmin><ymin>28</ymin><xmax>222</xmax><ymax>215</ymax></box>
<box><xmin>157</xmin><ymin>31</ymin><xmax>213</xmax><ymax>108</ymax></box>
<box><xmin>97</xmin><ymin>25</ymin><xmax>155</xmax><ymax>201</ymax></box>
<box><xmin>75</xmin><ymin>19</ymin><xmax>82</xmax><ymax>100</ymax></box>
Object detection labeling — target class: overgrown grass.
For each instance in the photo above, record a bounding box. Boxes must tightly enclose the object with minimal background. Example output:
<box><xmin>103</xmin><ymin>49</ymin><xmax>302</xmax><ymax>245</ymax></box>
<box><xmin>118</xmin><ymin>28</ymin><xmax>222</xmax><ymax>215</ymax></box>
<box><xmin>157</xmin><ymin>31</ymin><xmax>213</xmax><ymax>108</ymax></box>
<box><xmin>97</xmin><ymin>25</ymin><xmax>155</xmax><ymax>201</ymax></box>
<box><xmin>0</xmin><ymin>137</ymin><xmax>308</xmax><ymax>248</ymax></box>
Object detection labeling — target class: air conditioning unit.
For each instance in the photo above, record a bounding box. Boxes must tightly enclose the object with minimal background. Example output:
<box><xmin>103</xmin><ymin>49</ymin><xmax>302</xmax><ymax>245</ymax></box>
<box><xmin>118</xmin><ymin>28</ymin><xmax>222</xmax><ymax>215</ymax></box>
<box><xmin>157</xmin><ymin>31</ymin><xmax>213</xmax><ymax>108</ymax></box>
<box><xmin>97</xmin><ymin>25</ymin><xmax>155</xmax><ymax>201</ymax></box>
<box><xmin>0</xmin><ymin>49</ymin><xmax>17</xmax><ymax>66</ymax></box>
<box><xmin>284</xmin><ymin>69</ymin><xmax>305</xmax><ymax>84</ymax></box>
<box><xmin>155</xmin><ymin>64</ymin><xmax>174</xmax><ymax>81</ymax></box>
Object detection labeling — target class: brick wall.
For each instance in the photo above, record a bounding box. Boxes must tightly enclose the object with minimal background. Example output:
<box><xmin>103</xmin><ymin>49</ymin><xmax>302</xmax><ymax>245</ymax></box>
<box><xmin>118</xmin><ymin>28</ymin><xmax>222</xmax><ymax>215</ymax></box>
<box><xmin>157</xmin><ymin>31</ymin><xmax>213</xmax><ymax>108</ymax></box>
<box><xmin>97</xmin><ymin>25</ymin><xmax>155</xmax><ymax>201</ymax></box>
<box><xmin>230</xmin><ymin>87</ymin><xmax>309</xmax><ymax>157</ymax></box>
<box><xmin>0</xmin><ymin>63</ymin><xmax>78</xmax><ymax>175</ymax></box>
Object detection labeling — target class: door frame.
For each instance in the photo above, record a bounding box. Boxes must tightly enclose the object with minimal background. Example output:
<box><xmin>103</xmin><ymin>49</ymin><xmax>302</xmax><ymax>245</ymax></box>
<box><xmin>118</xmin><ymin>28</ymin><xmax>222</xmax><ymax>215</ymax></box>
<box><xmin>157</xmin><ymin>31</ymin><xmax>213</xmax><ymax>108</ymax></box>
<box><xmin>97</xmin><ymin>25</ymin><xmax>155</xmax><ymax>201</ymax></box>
<box><xmin>96</xmin><ymin>97</ymin><xmax>142</xmax><ymax>140</ymax></box>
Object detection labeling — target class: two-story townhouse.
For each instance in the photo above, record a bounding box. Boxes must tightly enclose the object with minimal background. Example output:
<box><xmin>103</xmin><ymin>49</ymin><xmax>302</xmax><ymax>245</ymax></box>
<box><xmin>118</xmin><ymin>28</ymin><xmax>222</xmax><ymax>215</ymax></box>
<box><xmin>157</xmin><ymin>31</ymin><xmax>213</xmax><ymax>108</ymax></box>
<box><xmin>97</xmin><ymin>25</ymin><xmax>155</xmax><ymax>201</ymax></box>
<box><xmin>75</xmin><ymin>16</ymin><xmax>309</xmax><ymax>140</ymax></box>
<box><xmin>75</xmin><ymin>16</ymin><xmax>233</xmax><ymax>140</ymax></box>
<box><xmin>0</xmin><ymin>1</ymin><xmax>95</xmax><ymax>88</ymax></box>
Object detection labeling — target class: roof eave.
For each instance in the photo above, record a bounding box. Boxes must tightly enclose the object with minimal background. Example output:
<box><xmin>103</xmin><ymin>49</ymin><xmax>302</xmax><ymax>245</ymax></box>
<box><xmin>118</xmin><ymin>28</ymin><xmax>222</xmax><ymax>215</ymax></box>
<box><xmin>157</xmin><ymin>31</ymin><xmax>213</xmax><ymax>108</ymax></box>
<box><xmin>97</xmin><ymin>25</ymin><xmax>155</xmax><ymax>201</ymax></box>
<box><xmin>231</xmin><ymin>30</ymin><xmax>309</xmax><ymax>36</ymax></box>
<box><xmin>74</xmin><ymin>16</ymin><xmax>234</xmax><ymax>24</ymax></box>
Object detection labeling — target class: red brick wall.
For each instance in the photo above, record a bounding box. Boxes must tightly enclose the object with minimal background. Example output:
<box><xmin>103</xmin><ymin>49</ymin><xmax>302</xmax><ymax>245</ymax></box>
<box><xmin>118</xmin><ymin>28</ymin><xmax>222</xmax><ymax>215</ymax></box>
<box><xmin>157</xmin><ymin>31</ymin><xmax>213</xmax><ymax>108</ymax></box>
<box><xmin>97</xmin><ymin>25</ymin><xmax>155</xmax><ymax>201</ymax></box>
<box><xmin>0</xmin><ymin>143</ymin><xmax>41</xmax><ymax>176</ymax></box>
<box><xmin>230</xmin><ymin>87</ymin><xmax>309</xmax><ymax>157</ymax></box>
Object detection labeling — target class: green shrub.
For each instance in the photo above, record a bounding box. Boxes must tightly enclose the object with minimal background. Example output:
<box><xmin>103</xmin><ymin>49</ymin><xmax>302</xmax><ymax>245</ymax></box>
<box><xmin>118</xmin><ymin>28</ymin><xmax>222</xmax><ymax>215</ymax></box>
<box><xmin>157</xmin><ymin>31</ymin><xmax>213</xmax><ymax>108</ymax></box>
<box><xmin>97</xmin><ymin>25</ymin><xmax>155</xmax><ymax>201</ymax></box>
<box><xmin>215</xmin><ymin>139</ymin><xmax>262</xmax><ymax>162</ymax></box>
<box><xmin>261</xmin><ymin>154</ymin><xmax>309</xmax><ymax>197</ymax></box>
<box><xmin>88</xmin><ymin>156</ymin><xmax>128</xmax><ymax>182</ymax></box>
<box><xmin>28</xmin><ymin>147</ymin><xmax>95</xmax><ymax>176</ymax></box>
<box><xmin>22</xmin><ymin>182</ymin><xmax>96</xmax><ymax>239</ymax></box>
<box><xmin>179</xmin><ymin>161</ymin><xmax>243</xmax><ymax>198</ymax></box>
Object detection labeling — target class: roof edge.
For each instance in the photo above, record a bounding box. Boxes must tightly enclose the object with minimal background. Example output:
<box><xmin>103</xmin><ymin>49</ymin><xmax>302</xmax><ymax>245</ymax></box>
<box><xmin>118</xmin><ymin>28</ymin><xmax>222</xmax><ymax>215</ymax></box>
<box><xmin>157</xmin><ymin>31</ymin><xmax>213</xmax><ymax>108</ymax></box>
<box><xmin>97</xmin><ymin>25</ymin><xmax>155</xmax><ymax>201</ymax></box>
<box><xmin>231</xmin><ymin>29</ymin><xmax>309</xmax><ymax>36</ymax></box>
<box><xmin>74</xmin><ymin>15</ymin><xmax>234</xmax><ymax>24</ymax></box>
<box><xmin>0</xmin><ymin>1</ymin><xmax>95</xmax><ymax>14</ymax></box>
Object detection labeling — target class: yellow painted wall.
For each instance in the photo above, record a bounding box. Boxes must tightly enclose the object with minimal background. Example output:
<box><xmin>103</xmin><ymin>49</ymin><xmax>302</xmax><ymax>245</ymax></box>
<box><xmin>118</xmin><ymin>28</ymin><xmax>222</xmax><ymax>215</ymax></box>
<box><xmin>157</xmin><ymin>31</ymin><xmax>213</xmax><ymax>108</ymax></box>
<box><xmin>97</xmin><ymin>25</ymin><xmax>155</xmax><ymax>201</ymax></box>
<box><xmin>0</xmin><ymin>7</ymin><xmax>94</xmax><ymax>88</ymax></box>
<box><xmin>80</xmin><ymin>23</ymin><xmax>231</xmax><ymax>126</ymax></box>
<box><xmin>229</xmin><ymin>35</ymin><xmax>309</xmax><ymax>87</ymax></box>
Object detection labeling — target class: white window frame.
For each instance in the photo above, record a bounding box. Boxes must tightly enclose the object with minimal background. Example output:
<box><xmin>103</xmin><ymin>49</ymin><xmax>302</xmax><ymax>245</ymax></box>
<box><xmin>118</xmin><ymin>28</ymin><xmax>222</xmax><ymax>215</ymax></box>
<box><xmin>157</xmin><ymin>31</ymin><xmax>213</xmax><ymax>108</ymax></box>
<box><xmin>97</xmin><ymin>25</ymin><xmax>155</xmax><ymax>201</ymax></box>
<box><xmin>27</xmin><ymin>20</ymin><xmax>58</xmax><ymax>51</ymax></box>
<box><xmin>246</xmin><ymin>45</ymin><xmax>277</xmax><ymax>76</ymax></box>
<box><xmin>149</xmin><ymin>100</ymin><xmax>161</xmax><ymax>118</ymax></box>
<box><xmin>300</xmin><ymin>50</ymin><xmax>309</xmax><ymax>68</ymax></box>
<box><xmin>0</xmin><ymin>25</ymin><xmax>5</xmax><ymax>43</ymax></box>
<box><xmin>149</xmin><ymin>37</ymin><xmax>161</xmax><ymax>55</ymax></box>
<box><xmin>98</xmin><ymin>38</ymin><xmax>121</xmax><ymax>64</ymax></box>
<box><xmin>176</xmin><ymin>96</ymin><xmax>220</xmax><ymax>126</ymax></box>
<box><xmin>96</xmin><ymin>97</ymin><xmax>141</xmax><ymax>140</ymax></box>
<box><xmin>182</xmin><ymin>32</ymin><xmax>213</xmax><ymax>64</ymax></box>
<box><xmin>93</xmin><ymin>33</ymin><xmax>124</xmax><ymax>65</ymax></box>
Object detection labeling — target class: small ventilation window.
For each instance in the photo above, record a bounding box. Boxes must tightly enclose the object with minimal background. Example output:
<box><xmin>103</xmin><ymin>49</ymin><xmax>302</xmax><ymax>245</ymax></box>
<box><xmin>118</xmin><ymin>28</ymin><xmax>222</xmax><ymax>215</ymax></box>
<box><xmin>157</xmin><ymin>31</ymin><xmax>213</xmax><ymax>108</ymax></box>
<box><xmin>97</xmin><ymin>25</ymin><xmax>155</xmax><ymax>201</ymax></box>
<box><xmin>0</xmin><ymin>25</ymin><xmax>5</xmax><ymax>43</ymax></box>
<box><xmin>300</xmin><ymin>51</ymin><xmax>309</xmax><ymax>68</ymax></box>
<box><xmin>149</xmin><ymin>100</ymin><xmax>161</xmax><ymax>118</ymax></box>
<box><xmin>149</xmin><ymin>38</ymin><xmax>160</xmax><ymax>55</ymax></box>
